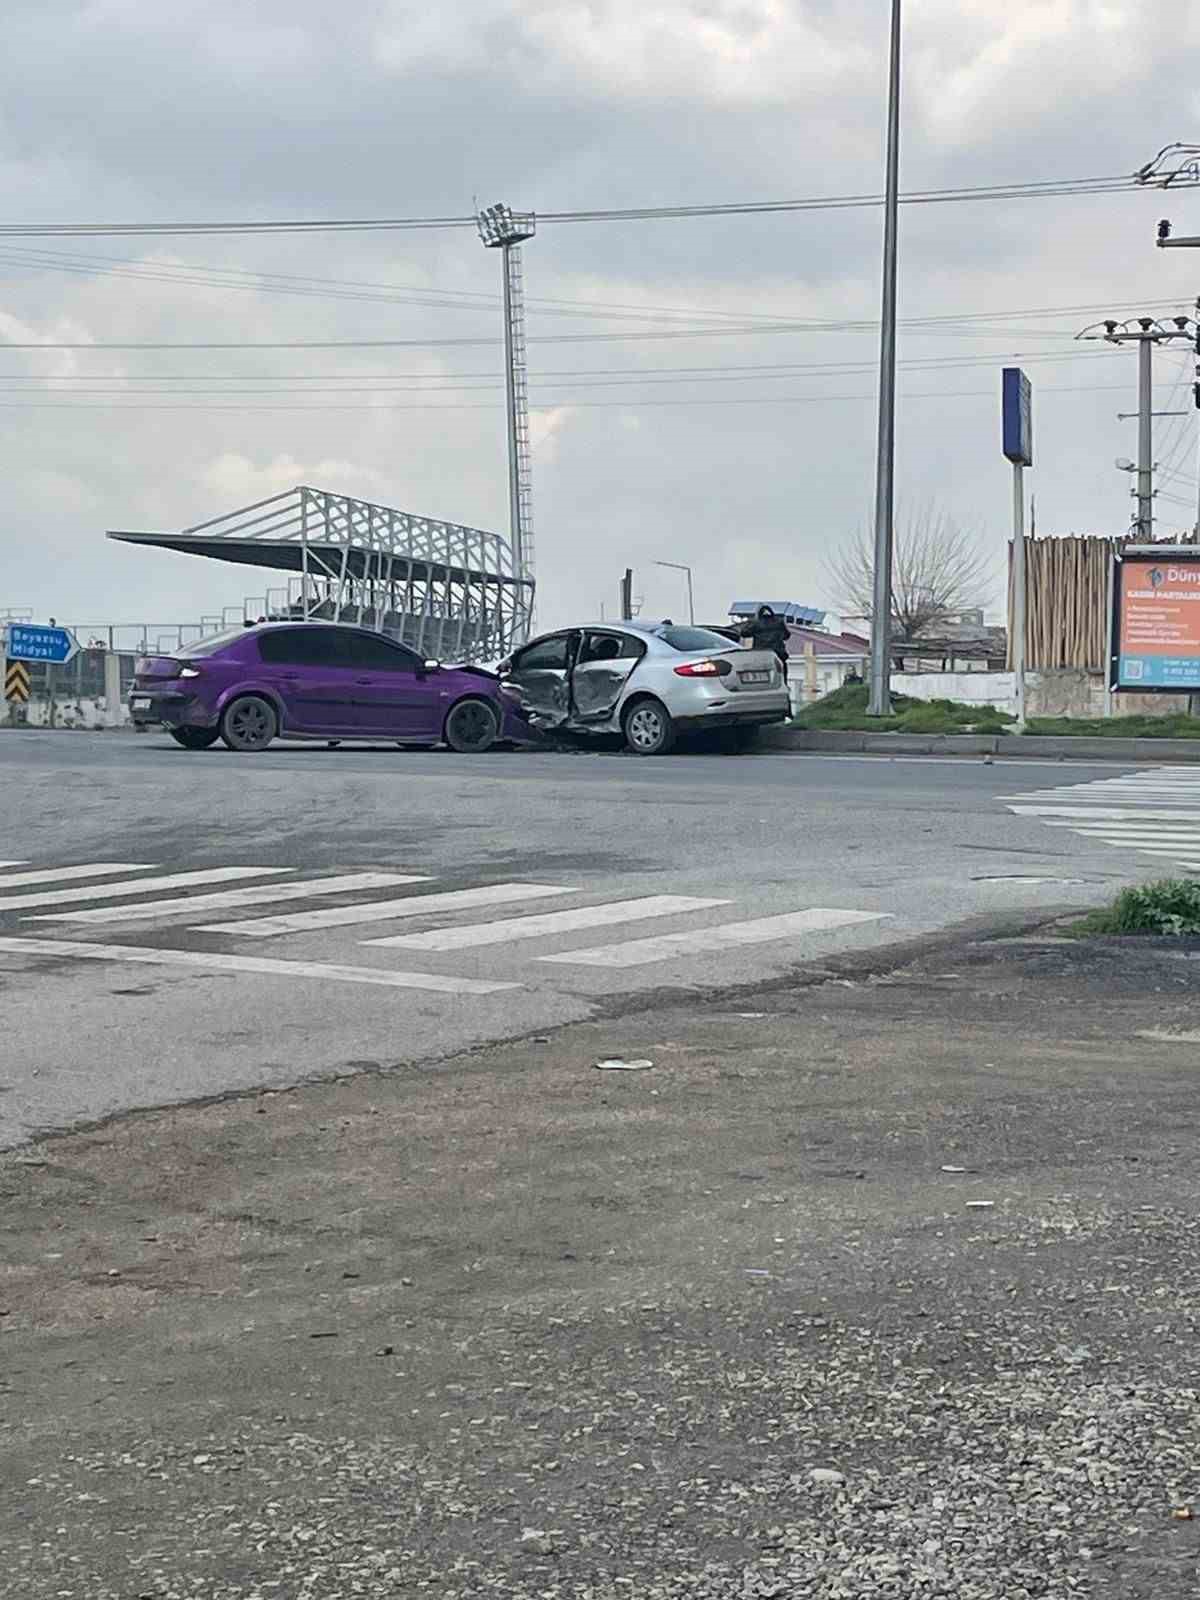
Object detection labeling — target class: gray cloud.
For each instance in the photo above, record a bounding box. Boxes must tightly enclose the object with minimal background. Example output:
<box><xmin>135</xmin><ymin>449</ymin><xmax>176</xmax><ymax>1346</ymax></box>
<box><xmin>2</xmin><ymin>0</ymin><xmax>1199</xmax><ymax>634</ymax></box>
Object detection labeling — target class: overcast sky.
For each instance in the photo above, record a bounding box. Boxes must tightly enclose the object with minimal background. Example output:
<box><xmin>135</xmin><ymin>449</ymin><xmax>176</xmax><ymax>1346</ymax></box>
<box><xmin>2</xmin><ymin>0</ymin><xmax>1200</xmax><ymax>638</ymax></box>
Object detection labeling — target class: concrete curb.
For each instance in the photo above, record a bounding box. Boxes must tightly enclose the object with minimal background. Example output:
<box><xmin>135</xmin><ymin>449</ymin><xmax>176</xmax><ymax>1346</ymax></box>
<box><xmin>761</xmin><ymin>727</ymin><xmax>1200</xmax><ymax>762</ymax></box>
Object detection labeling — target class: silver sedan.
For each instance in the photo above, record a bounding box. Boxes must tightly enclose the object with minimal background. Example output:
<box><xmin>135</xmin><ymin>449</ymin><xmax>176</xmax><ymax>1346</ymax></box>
<box><xmin>497</xmin><ymin>621</ymin><xmax>790</xmax><ymax>754</ymax></box>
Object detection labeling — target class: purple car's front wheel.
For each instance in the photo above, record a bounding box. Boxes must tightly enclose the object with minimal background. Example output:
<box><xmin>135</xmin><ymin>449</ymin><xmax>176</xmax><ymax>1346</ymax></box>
<box><xmin>220</xmin><ymin>695</ymin><xmax>278</xmax><ymax>753</ymax></box>
<box><xmin>444</xmin><ymin>698</ymin><xmax>499</xmax><ymax>753</ymax></box>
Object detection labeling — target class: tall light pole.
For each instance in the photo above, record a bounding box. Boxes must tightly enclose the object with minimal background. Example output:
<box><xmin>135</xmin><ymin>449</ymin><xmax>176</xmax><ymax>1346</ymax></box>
<box><xmin>867</xmin><ymin>0</ymin><xmax>903</xmax><ymax>717</ymax></box>
<box><xmin>477</xmin><ymin>203</ymin><xmax>536</xmax><ymax>637</ymax></box>
<box><xmin>653</xmin><ymin>559</ymin><xmax>695</xmax><ymax>623</ymax></box>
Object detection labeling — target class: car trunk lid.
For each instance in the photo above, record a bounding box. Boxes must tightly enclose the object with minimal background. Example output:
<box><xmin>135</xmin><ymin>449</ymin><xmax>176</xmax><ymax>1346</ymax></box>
<box><xmin>715</xmin><ymin>647</ymin><xmax>783</xmax><ymax>692</ymax></box>
<box><xmin>133</xmin><ymin>655</ymin><xmax>189</xmax><ymax>686</ymax></box>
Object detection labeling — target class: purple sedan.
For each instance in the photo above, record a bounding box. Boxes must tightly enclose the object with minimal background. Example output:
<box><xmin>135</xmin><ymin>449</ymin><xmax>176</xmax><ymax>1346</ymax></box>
<box><xmin>129</xmin><ymin>622</ymin><xmax>515</xmax><ymax>753</ymax></box>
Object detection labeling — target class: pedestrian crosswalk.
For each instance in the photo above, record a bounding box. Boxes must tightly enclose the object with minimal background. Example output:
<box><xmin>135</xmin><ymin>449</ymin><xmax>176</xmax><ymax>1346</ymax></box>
<box><xmin>364</xmin><ymin>894</ymin><xmax>730</xmax><ymax>951</ymax></box>
<box><xmin>1003</xmin><ymin>766</ymin><xmax>1200</xmax><ymax>871</ymax></box>
<box><xmin>0</xmin><ymin>865</ymin><xmax>293</xmax><ymax>914</ymax></box>
<box><xmin>33</xmin><ymin>871</ymin><xmax>430</xmax><ymax>926</ymax></box>
<box><xmin>0</xmin><ymin>857</ymin><xmax>891</xmax><ymax>994</ymax></box>
<box><xmin>198</xmin><ymin>881</ymin><xmax>575</xmax><ymax>938</ymax></box>
<box><xmin>536</xmin><ymin>907</ymin><xmax>886</xmax><ymax>968</ymax></box>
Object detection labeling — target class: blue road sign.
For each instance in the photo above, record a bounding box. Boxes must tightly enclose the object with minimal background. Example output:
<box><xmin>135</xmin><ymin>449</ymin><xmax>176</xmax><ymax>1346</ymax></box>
<box><xmin>1002</xmin><ymin>367</ymin><xmax>1033</xmax><ymax>466</ymax></box>
<box><xmin>4</xmin><ymin>623</ymin><xmax>79</xmax><ymax>664</ymax></box>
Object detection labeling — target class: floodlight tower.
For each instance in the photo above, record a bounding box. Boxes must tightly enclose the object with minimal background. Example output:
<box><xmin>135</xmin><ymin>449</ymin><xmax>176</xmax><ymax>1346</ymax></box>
<box><xmin>477</xmin><ymin>203</ymin><xmax>537</xmax><ymax>618</ymax></box>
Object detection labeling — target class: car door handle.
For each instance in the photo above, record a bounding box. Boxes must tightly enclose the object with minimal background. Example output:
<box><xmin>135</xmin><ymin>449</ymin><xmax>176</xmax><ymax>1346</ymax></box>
<box><xmin>355</xmin><ymin>677</ymin><xmax>373</xmax><ymax>685</ymax></box>
<box><xmin>278</xmin><ymin>673</ymin><xmax>300</xmax><ymax>681</ymax></box>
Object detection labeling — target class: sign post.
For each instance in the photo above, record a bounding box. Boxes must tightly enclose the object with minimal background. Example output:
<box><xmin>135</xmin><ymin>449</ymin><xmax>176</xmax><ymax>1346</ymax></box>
<box><xmin>1002</xmin><ymin>368</ymin><xmax>1033</xmax><ymax>730</ymax></box>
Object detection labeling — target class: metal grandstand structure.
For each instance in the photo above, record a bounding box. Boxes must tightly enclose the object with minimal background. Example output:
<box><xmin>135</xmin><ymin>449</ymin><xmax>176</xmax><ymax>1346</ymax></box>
<box><xmin>108</xmin><ymin>485</ymin><xmax>535</xmax><ymax>660</ymax></box>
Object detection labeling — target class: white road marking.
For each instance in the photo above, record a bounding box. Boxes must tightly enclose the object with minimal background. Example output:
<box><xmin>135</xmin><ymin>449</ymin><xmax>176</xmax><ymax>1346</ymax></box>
<box><xmin>1005</xmin><ymin>770</ymin><xmax>1200</xmax><ymax>874</ymax></box>
<box><xmin>1008</xmin><ymin>806</ymin><xmax>1200</xmax><ymax>822</ymax></box>
<box><xmin>200</xmin><ymin>882</ymin><xmax>575</xmax><ymax>938</ymax></box>
<box><xmin>1004</xmin><ymin>790</ymin><xmax>1200</xmax><ymax>803</ymax></box>
<box><xmin>1049</xmin><ymin>832</ymin><xmax>1200</xmax><ymax>844</ymax></box>
<box><xmin>0</xmin><ymin>866</ymin><xmax>292</xmax><ymax>914</ymax></box>
<box><xmin>33</xmin><ymin>872</ymin><xmax>430</xmax><ymax>926</ymax></box>
<box><xmin>365</xmin><ymin>894</ymin><xmax>732</xmax><ymax>951</ymax></box>
<box><xmin>0</xmin><ymin>863</ymin><xmax>159</xmax><ymax>888</ymax></box>
<box><xmin>0</xmin><ymin>935</ymin><xmax>520</xmax><ymax>994</ymax></box>
<box><xmin>1066</xmin><ymin>845</ymin><xmax>1200</xmax><ymax>859</ymax></box>
<box><xmin>538</xmin><ymin>908</ymin><xmax>890</xmax><ymax>969</ymax></box>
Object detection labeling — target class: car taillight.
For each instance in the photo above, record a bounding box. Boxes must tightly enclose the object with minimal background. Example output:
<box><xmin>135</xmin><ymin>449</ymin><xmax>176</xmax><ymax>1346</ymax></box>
<box><xmin>674</xmin><ymin>658</ymin><xmax>732</xmax><ymax>677</ymax></box>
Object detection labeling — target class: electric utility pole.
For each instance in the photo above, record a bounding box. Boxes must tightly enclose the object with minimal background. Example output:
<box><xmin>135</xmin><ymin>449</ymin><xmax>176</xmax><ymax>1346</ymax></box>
<box><xmin>1076</xmin><ymin>316</ymin><xmax>1198</xmax><ymax>537</ymax></box>
<box><xmin>867</xmin><ymin>0</ymin><xmax>903</xmax><ymax>716</ymax></box>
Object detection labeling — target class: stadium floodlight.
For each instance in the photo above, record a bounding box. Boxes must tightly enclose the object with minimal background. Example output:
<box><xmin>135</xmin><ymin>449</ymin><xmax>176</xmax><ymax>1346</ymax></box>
<box><xmin>476</xmin><ymin>203</ymin><xmax>536</xmax><ymax>248</ymax></box>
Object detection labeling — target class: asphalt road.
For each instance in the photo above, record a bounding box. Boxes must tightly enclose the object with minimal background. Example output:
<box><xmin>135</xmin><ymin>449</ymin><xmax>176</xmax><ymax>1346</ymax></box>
<box><xmin>4</xmin><ymin>926</ymin><xmax>1200</xmax><ymax>1599</ymax></box>
<box><xmin>0</xmin><ymin>730</ymin><xmax>1186</xmax><ymax>1146</ymax></box>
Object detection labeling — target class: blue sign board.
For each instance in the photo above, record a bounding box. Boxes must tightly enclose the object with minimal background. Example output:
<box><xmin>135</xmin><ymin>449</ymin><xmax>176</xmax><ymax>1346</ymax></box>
<box><xmin>1002</xmin><ymin>367</ymin><xmax>1033</xmax><ymax>466</ymax></box>
<box><xmin>4</xmin><ymin>623</ymin><xmax>79</xmax><ymax>664</ymax></box>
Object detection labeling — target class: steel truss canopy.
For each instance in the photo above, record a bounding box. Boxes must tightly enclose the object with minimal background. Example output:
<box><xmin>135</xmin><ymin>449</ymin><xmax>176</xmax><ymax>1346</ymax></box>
<box><xmin>107</xmin><ymin>485</ymin><xmax>534</xmax><ymax>660</ymax></box>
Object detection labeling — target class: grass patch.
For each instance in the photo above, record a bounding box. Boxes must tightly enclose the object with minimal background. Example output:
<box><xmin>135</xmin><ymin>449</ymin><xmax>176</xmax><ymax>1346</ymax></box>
<box><xmin>1025</xmin><ymin>713</ymin><xmax>1200</xmax><ymax>739</ymax></box>
<box><xmin>793</xmin><ymin>683</ymin><xmax>1015</xmax><ymax>734</ymax></box>
<box><xmin>795</xmin><ymin>686</ymin><xmax>1200</xmax><ymax>739</ymax></box>
<box><xmin>1064</xmin><ymin>878</ymin><xmax>1200</xmax><ymax>938</ymax></box>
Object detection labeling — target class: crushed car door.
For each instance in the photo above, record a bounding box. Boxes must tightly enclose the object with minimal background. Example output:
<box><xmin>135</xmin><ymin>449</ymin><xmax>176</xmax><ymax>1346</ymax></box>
<box><xmin>499</xmin><ymin>631</ymin><xmax>577</xmax><ymax>730</ymax></box>
<box><xmin>569</xmin><ymin>630</ymin><xmax>645</xmax><ymax>722</ymax></box>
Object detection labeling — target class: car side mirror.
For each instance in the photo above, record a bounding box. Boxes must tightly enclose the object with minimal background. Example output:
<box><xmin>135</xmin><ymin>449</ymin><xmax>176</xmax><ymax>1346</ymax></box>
<box><xmin>497</xmin><ymin>658</ymin><xmax>513</xmax><ymax>675</ymax></box>
<box><xmin>423</xmin><ymin>659</ymin><xmax>440</xmax><ymax>673</ymax></box>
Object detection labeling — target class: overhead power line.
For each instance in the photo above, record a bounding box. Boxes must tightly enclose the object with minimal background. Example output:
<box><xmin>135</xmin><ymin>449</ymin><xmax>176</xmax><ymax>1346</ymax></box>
<box><xmin>0</xmin><ymin>348</ymin><xmax>1126</xmax><ymax>396</ymax></box>
<box><xmin>0</xmin><ymin>376</ymin><xmax>1168</xmax><ymax>414</ymax></box>
<box><xmin>1</xmin><ymin>242</ymin><xmax>1193</xmax><ymax>338</ymax></box>
<box><xmin>0</xmin><ymin>172</ymin><xmax>1167</xmax><ymax>239</ymax></box>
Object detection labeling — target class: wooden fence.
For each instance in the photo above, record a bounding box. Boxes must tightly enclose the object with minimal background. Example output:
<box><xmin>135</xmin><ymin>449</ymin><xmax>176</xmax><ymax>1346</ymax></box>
<box><xmin>1007</xmin><ymin>534</ymin><xmax>1195</xmax><ymax>672</ymax></box>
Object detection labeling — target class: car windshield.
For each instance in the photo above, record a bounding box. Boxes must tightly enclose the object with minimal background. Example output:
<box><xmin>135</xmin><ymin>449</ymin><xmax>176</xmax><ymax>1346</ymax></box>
<box><xmin>657</xmin><ymin>626</ymin><xmax>741</xmax><ymax>653</ymax></box>
<box><xmin>179</xmin><ymin>627</ymin><xmax>253</xmax><ymax>657</ymax></box>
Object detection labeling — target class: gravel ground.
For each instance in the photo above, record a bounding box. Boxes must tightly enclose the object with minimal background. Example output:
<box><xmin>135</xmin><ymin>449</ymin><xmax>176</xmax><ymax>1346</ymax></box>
<box><xmin>3</xmin><ymin>932</ymin><xmax>1200</xmax><ymax>1598</ymax></box>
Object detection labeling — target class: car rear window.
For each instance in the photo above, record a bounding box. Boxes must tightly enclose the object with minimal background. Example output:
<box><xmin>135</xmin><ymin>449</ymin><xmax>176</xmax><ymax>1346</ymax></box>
<box><xmin>657</xmin><ymin>627</ymin><xmax>740</xmax><ymax>653</ymax></box>
<box><xmin>182</xmin><ymin>627</ymin><xmax>254</xmax><ymax>657</ymax></box>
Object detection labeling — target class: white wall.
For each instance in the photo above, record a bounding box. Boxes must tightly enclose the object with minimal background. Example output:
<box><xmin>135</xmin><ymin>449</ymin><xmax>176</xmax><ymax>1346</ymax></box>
<box><xmin>892</xmin><ymin>671</ymin><xmax>1016</xmax><ymax>710</ymax></box>
<box><xmin>15</xmin><ymin>694</ymin><xmax>130</xmax><ymax>729</ymax></box>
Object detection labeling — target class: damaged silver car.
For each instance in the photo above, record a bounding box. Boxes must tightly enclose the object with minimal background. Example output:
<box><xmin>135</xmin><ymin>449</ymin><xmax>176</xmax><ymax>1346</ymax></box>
<box><xmin>497</xmin><ymin>622</ymin><xmax>790</xmax><ymax>755</ymax></box>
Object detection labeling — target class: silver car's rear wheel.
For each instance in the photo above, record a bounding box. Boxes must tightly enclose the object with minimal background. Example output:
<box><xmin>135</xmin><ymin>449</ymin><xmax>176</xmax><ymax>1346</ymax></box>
<box><xmin>220</xmin><ymin>695</ymin><xmax>278</xmax><ymax>752</ymax></box>
<box><xmin>623</xmin><ymin>698</ymin><xmax>676</xmax><ymax>755</ymax></box>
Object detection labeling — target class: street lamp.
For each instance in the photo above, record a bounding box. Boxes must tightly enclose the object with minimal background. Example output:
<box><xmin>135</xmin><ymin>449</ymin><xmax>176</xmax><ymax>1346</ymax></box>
<box><xmin>867</xmin><ymin>0</ymin><xmax>903</xmax><ymax>717</ymax></box>
<box><xmin>653</xmin><ymin>560</ymin><xmax>695</xmax><ymax>624</ymax></box>
<box><xmin>477</xmin><ymin>203</ymin><xmax>537</xmax><ymax>631</ymax></box>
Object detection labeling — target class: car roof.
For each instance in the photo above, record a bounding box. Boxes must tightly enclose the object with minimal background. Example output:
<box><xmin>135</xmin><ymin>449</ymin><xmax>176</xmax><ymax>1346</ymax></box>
<box><xmin>556</xmin><ymin>620</ymin><xmax>728</xmax><ymax>636</ymax></box>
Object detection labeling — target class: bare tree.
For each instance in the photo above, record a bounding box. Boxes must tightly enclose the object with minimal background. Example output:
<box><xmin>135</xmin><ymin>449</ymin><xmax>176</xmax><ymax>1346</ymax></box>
<box><xmin>826</xmin><ymin>506</ymin><xmax>993</xmax><ymax>641</ymax></box>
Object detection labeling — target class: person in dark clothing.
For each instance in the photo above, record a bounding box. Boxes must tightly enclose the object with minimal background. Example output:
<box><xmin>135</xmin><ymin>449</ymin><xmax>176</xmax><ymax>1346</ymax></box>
<box><xmin>738</xmin><ymin>605</ymin><xmax>790</xmax><ymax>678</ymax></box>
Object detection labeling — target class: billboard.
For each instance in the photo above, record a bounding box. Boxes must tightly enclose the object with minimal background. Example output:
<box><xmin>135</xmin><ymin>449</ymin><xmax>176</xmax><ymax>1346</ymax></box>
<box><xmin>1112</xmin><ymin>547</ymin><xmax>1200</xmax><ymax>690</ymax></box>
<box><xmin>1002</xmin><ymin>367</ymin><xmax>1032</xmax><ymax>466</ymax></box>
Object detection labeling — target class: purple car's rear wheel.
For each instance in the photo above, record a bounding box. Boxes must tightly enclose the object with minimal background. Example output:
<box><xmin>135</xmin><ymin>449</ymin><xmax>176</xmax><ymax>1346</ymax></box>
<box><xmin>169</xmin><ymin>727</ymin><xmax>220</xmax><ymax>750</ymax></box>
<box><xmin>444</xmin><ymin>697</ymin><xmax>499</xmax><ymax>753</ymax></box>
<box><xmin>220</xmin><ymin>694</ymin><xmax>278</xmax><ymax>752</ymax></box>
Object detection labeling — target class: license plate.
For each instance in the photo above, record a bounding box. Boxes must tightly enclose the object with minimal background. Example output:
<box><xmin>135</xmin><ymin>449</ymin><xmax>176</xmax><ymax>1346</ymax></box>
<box><xmin>739</xmin><ymin>671</ymin><xmax>770</xmax><ymax>685</ymax></box>
<box><xmin>131</xmin><ymin>697</ymin><xmax>152</xmax><ymax>711</ymax></box>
